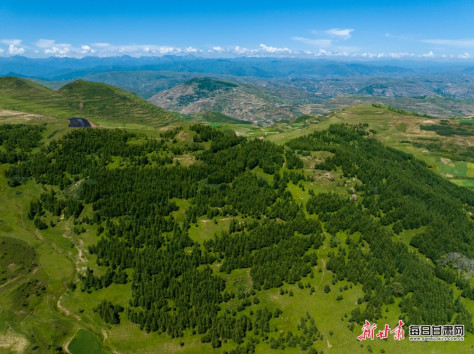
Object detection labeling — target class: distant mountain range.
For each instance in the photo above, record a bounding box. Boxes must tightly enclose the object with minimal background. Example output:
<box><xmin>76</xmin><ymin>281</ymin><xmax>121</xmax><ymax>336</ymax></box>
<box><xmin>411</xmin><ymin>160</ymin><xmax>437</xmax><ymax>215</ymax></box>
<box><xmin>0</xmin><ymin>55</ymin><xmax>422</xmax><ymax>80</ymax></box>
<box><xmin>3</xmin><ymin>55</ymin><xmax>474</xmax><ymax>81</ymax></box>
<box><xmin>2</xmin><ymin>56</ymin><xmax>474</xmax><ymax>123</ymax></box>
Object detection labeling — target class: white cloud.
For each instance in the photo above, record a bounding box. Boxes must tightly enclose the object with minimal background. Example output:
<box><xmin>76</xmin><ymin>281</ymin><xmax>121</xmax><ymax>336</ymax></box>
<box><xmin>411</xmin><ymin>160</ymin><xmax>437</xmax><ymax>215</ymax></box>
<box><xmin>292</xmin><ymin>36</ymin><xmax>332</xmax><ymax>47</ymax></box>
<box><xmin>34</xmin><ymin>40</ymin><xmax>185</xmax><ymax>57</ymax></box>
<box><xmin>92</xmin><ymin>42</ymin><xmax>111</xmax><ymax>48</ymax></box>
<box><xmin>0</xmin><ymin>39</ymin><xmax>25</xmax><ymax>55</ymax></box>
<box><xmin>387</xmin><ymin>52</ymin><xmax>415</xmax><ymax>58</ymax></box>
<box><xmin>259</xmin><ymin>43</ymin><xmax>292</xmax><ymax>54</ymax></box>
<box><xmin>422</xmin><ymin>38</ymin><xmax>474</xmax><ymax>47</ymax></box>
<box><xmin>185</xmin><ymin>46</ymin><xmax>201</xmax><ymax>53</ymax></box>
<box><xmin>325</xmin><ymin>28</ymin><xmax>354</xmax><ymax>40</ymax></box>
<box><xmin>80</xmin><ymin>45</ymin><xmax>95</xmax><ymax>54</ymax></box>
<box><xmin>233</xmin><ymin>45</ymin><xmax>252</xmax><ymax>55</ymax></box>
<box><xmin>35</xmin><ymin>39</ymin><xmax>59</xmax><ymax>48</ymax></box>
<box><xmin>422</xmin><ymin>51</ymin><xmax>435</xmax><ymax>58</ymax></box>
<box><xmin>1</xmin><ymin>37</ymin><xmax>470</xmax><ymax>60</ymax></box>
<box><xmin>293</xmin><ymin>28</ymin><xmax>353</xmax><ymax>49</ymax></box>
<box><xmin>93</xmin><ymin>44</ymin><xmax>182</xmax><ymax>57</ymax></box>
<box><xmin>35</xmin><ymin>39</ymin><xmax>72</xmax><ymax>57</ymax></box>
<box><xmin>8</xmin><ymin>45</ymin><xmax>25</xmax><ymax>55</ymax></box>
<box><xmin>1</xmin><ymin>39</ymin><xmax>22</xmax><ymax>46</ymax></box>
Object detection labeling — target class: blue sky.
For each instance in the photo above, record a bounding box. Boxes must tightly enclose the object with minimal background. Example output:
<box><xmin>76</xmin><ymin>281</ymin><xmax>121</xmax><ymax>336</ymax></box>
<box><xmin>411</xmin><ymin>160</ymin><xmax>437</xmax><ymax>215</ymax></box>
<box><xmin>1</xmin><ymin>0</ymin><xmax>474</xmax><ymax>59</ymax></box>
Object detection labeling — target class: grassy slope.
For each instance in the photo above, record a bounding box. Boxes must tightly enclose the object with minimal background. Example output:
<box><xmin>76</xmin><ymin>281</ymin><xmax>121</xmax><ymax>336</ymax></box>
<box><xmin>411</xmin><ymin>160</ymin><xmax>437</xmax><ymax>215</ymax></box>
<box><xmin>264</xmin><ymin>104</ymin><xmax>474</xmax><ymax>190</ymax></box>
<box><xmin>0</xmin><ymin>165</ymin><xmax>77</xmax><ymax>352</ymax></box>
<box><xmin>0</xmin><ymin>77</ymin><xmax>181</xmax><ymax>128</ymax></box>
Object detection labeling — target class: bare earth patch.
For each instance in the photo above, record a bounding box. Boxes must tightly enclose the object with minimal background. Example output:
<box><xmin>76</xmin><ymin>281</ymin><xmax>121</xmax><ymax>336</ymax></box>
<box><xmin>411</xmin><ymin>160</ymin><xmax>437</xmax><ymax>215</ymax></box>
<box><xmin>0</xmin><ymin>109</ymin><xmax>44</xmax><ymax>123</ymax></box>
<box><xmin>0</xmin><ymin>329</ymin><xmax>29</xmax><ymax>353</ymax></box>
<box><xmin>440</xmin><ymin>157</ymin><xmax>453</xmax><ymax>165</ymax></box>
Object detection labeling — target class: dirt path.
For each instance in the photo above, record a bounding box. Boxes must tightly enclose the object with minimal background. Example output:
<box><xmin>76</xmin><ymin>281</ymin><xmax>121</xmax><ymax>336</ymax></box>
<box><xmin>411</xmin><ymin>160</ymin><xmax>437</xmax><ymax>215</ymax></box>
<box><xmin>55</xmin><ymin>218</ymin><xmax>86</xmax><ymax>322</ymax></box>
<box><xmin>57</xmin><ymin>294</ymin><xmax>81</xmax><ymax>321</ymax></box>
<box><xmin>16</xmin><ymin>194</ymin><xmax>107</xmax><ymax>352</ymax></box>
<box><xmin>314</xmin><ymin>259</ymin><xmax>326</xmax><ymax>291</ymax></box>
<box><xmin>63</xmin><ymin>329</ymin><xmax>78</xmax><ymax>354</ymax></box>
<box><xmin>314</xmin><ymin>256</ymin><xmax>332</xmax><ymax>348</ymax></box>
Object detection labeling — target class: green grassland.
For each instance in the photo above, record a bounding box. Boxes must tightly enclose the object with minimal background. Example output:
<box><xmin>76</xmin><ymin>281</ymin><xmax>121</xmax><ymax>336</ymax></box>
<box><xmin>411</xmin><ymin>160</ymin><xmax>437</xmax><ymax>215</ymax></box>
<box><xmin>0</xmin><ymin>79</ymin><xmax>472</xmax><ymax>353</ymax></box>
<box><xmin>0</xmin><ymin>77</ymin><xmax>181</xmax><ymax>128</ymax></box>
<box><xmin>263</xmin><ymin>104</ymin><xmax>474</xmax><ymax>191</ymax></box>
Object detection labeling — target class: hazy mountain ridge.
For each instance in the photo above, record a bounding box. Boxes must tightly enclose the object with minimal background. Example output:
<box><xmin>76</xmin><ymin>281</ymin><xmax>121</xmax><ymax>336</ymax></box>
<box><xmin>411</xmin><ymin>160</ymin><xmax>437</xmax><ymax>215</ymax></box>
<box><xmin>3</xmin><ymin>56</ymin><xmax>474</xmax><ymax>123</ymax></box>
<box><xmin>0</xmin><ymin>56</ymin><xmax>423</xmax><ymax>80</ymax></box>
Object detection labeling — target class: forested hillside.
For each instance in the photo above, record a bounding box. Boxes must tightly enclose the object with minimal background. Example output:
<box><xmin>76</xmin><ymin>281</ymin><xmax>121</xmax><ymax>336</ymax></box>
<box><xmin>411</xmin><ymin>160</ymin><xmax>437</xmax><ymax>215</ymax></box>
<box><xmin>0</xmin><ymin>122</ymin><xmax>472</xmax><ymax>353</ymax></box>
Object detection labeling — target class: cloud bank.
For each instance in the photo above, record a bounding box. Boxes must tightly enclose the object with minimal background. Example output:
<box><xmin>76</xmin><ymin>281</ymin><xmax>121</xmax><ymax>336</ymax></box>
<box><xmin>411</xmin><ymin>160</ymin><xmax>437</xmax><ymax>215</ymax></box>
<box><xmin>0</xmin><ymin>36</ymin><xmax>472</xmax><ymax>60</ymax></box>
<box><xmin>1</xmin><ymin>39</ymin><xmax>26</xmax><ymax>55</ymax></box>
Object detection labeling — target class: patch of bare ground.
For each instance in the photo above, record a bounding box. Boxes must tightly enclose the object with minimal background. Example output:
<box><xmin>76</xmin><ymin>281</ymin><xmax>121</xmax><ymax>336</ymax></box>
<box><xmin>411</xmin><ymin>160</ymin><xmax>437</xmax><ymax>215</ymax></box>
<box><xmin>0</xmin><ymin>109</ymin><xmax>44</xmax><ymax>123</ymax></box>
<box><xmin>314</xmin><ymin>259</ymin><xmax>327</xmax><ymax>291</ymax></box>
<box><xmin>173</xmin><ymin>154</ymin><xmax>195</xmax><ymax>166</ymax></box>
<box><xmin>0</xmin><ymin>109</ymin><xmax>43</xmax><ymax>118</ymax></box>
<box><xmin>57</xmin><ymin>294</ymin><xmax>81</xmax><ymax>322</ymax></box>
<box><xmin>0</xmin><ymin>328</ymin><xmax>29</xmax><ymax>353</ymax></box>
<box><xmin>440</xmin><ymin>157</ymin><xmax>454</xmax><ymax>166</ymax></box>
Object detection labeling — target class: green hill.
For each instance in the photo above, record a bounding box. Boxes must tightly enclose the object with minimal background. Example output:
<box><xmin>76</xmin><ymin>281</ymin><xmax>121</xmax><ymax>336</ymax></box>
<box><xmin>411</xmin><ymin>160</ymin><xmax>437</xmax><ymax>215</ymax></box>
<box><xmin>0</xmin><ymin>76</ymin><xmax>53</xmax><ymax>93</ymax></box>
<box><xmin>0</xmin><ymin>77</ymin><xmax>180</xmax><ymax>127</ymax></box>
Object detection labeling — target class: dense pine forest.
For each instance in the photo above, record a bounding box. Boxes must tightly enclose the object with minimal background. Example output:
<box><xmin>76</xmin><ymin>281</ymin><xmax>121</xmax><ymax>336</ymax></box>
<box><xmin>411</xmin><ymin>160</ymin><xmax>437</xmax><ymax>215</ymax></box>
<box><xmin>1</xmin><ymin>122</ymin><xmax>473</xmax><ymax>352</ymax></box>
